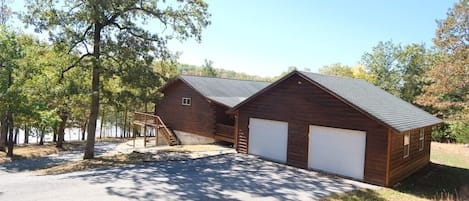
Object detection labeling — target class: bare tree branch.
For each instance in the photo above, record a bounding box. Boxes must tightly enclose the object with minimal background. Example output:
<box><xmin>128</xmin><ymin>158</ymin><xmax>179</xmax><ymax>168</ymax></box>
<box><xmin>60</xmin><ymin>53</ymin><xmax>93</xmax><ymax>80</ymax></box>
<box><xmin>68</xmin><ymin>24</ymin><xmax>93</xmax><ymax>54</ymax></box>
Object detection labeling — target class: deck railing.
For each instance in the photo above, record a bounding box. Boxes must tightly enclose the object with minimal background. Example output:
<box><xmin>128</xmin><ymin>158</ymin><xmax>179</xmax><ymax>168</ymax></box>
<box><xmin>215</xmin><ymin>123</ymin><xmax>235</xmax><ymax>139</ymax></box>
<box><xmin>133</xmin><ymin>112</ymin><xmax>180</xmax><ymax>146</ymax></box>
<box><xmin>133</xmin><ymin>112</ymin><xmax>157</xmax><ymax>125</ymax></box>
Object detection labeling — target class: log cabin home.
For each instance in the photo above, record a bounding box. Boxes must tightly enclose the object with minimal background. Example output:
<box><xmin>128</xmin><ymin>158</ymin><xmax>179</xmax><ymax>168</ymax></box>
<box><xmin>153</xmin><ymin>75</ymin><xmax>270</xmax><ymax>144</ymax></box>
<box><xmin>227</xmin><ymin>70</ymin><xmax>442</xmax><ymax>186</ymax></box>
<box><xmin>136</xmin><ymin>70</ymin><xmax>442</xmax><ymax>187</ymax></box>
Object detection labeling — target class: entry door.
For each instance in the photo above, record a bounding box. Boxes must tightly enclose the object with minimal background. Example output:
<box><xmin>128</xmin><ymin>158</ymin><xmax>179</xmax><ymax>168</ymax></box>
<box><xmin>308</xmin><ymin>125</ymin><xmax>366</xmax><ymax>180</ymax></box>
<box><xmin>248</xmin><ymin>118</ymin><xmax>288</xmax><ymax>163</ymax></box>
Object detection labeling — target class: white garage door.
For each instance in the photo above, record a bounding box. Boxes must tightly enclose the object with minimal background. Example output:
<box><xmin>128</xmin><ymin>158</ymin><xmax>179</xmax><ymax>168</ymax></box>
<box><xmin>248</xmin><ymin>118</ymin><xmax>288</xmax><ymax>163</ymax></box>
<box><xmin>308</xmin><ymin>125</ymin><xmax>366</xmax><ymax>180</ymax></box>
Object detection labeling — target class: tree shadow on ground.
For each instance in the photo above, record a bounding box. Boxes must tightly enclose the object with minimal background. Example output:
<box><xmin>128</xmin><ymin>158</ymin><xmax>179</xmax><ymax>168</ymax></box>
<box><xmin>67</xmin><ymin>154</ymin><xmax>367</xmax><ymax>201</ymax></box>
<box><xmin>393</xmin><ymin>163</ymin><xmax>469</xmax><ymax>200</ymax></box>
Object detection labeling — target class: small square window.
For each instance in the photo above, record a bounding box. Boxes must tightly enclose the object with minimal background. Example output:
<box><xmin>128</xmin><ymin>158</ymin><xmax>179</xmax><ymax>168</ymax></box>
<box><xmin>182</xmin><ymin>97</ymin><xmax>191</xmax><ymax>106</ymax></box>
<box><xmin>403</xmin><ymin>132</ymin><xmax>410</xmax><ymax>158</ymax></box>
<box><xmin>419</xmin><ymin>129</ymin><xmax>425</xmax><ymax>151</ymax></box>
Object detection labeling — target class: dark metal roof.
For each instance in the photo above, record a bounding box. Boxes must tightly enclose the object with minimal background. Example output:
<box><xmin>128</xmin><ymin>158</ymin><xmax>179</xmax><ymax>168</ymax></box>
<box><xmin>179</xmin><ymin>75</ymin><xmax>270</xmax><ymax>107</ymax></box>
<box><xmin>298</xmin><ymin>71</ymin><xmax>442</xmax><ymax>132</ymax></box>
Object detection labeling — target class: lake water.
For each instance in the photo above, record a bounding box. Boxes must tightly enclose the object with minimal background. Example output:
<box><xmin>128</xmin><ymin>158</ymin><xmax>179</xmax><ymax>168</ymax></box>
<box><xmin>10</xmin><ymin>121</ymin><xmax>133</xmax><ymax>144</ymax></box>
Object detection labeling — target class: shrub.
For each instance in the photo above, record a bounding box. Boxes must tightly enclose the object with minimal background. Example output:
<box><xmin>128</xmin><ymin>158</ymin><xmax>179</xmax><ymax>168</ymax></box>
<box><xmin>449</xmin><ymin>121</ymin><xmax>469</xmax><ymax>144</ymax></box>
<box><xmin>432</xmin><ymin>124</ymin><xmax>456</xmax><ymax>143</ymax></box>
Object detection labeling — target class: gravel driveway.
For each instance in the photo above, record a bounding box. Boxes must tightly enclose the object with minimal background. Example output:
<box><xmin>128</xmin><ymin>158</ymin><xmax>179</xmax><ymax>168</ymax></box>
<box><xmin>0</xmin><ymin>153</ymin><xmax>376</xmax><ymax>201</ymax></box>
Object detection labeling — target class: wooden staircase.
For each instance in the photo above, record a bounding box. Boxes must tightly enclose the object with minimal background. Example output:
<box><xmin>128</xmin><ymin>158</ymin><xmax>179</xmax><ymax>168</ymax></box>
<box><xmin>155</xmin><ymin>115</ymin><xmax>180</xmax><ymax>146</ymax></box>
<box><xmin>133</xmin><ymin>112</ymin><xmax>180</xmax><ymax>146</ymax></box>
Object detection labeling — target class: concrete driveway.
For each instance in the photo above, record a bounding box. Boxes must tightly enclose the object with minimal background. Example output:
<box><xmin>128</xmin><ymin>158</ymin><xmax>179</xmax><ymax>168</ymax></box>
<box><xmin>0</xmin><ymin>154</ymin><xmax>375</xmax><ymax>201</ymax></box>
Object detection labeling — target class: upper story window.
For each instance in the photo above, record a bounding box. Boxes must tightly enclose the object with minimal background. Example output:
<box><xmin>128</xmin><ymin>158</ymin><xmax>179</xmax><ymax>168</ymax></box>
<box><xmin>182</xmin><ymin>97</ymin><xmax>191</xmax><ymax>106</ymax></box>
<box><xmin>404</xmin><ymin>132</ymin><xmax>410</xmax><ymax>158</ymax></box>
<box><xmin>419</xmin><ymin>129</ymin><xmax>425</xmax><ymax>151</ymax></box>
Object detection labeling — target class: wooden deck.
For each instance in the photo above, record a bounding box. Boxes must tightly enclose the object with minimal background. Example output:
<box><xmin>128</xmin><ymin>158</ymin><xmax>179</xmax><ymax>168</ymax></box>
<box><xmin>215</xmin><ymin>123</ymin><xmax>235</xmax><ymax>143</ymax></box>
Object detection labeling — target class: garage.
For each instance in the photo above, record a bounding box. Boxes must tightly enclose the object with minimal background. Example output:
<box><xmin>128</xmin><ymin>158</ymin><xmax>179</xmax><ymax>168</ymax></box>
<box><xmin>248</xmin><ymin>118</ymin><xmax>288</xmax><ymax>163</ymax></box>
<box><xmin>308</xmin><ymin>125</ymin><xmax>366</xmax><ymax>180</ymax></box>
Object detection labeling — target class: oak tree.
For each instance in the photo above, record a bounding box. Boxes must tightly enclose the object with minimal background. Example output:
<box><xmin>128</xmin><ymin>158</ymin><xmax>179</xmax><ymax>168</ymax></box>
<box><xmin>24</xmin><ymin>0</ymin><xmax>210</xmax><ymax>159</ymax></box>
<box><xmin>416</xmin><ymin>0</ymin><xmax>468</xmax><ymax>121</ymax></box>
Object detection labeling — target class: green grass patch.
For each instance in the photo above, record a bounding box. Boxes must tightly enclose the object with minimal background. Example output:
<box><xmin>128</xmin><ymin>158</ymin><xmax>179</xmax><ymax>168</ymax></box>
<box><xmin>431</xmin><ymin>143</ymin><xmax>469</xmax><ymax>168</ymax></box>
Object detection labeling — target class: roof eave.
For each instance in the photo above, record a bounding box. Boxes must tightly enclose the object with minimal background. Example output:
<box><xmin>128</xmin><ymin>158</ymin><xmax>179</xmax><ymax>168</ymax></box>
<box><xmin>227</xmin><ymin>70</ymin><xmax>300</xmax><ymax>114</ymax></box>
<box><xmin>159</xmin><ymin>75</ymin><xmax>183</xmax><ymax>92</ymax></box>
<box><xmin>396</xmin><ymin>120</ymin><xmax>444</xmax><ymax>133</ymax></box>
<box><xmin>166</xmin><ymin>75</ymin><xmax>235</xmax><ymax>108</ymax></box>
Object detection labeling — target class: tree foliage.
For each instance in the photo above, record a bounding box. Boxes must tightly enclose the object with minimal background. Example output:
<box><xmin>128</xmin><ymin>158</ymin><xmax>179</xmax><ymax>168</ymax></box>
<box><xmin>201</xmin><ymin>59</ymin><xmax>217</xmax><ymax>77</ymax></box>
<box><xmin>0</xmin><ymin>0</ymin><xmax>12</xmax><ymax>25</ymax></box>
<box><xmin>319</xmin><ymin>63</ymin><xmax>372</xmax><ymax>81</ymax></box>
<box><xmin>24</xmin><ymin>0</ymin><xmax>211</xmax><ymax>158</ymax></box>
<box><xmin>177</xmin><ymin>63</ymin><xmax>270</xmax><ymax>81</ymax></box>
<box><xmin>359</xmin><ymin>41</ymin><xmax>436</xmax><ymax>103</ymax></box>
<box><xmin>319</xmin><ymin>63</ymin><xmax>355</xmax><ymax>78</ymax></box>
<box><xmin>0</xmin><ymin>27</ymin><xmax>28</xmax><ymax>155</ymax></box>
<box><xmin>416</xmin><ymin>0</ymin><xmax>468</xmax><ymax>122</ymax></box>
<box><xmin>361</xmin><ymin>41</ymin><xmax>402</xmax><ymax>96</ymax></box>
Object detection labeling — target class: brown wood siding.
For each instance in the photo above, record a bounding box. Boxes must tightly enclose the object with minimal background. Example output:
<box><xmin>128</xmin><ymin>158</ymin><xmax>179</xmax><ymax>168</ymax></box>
<box><xmin>212</xmin><ymin>103</ymin><xmax>234</xmax><ymax>125</ymax></box>
<box><xmin>388</xmin><ymin>126</ymin><xmax>432</xmax><ymax>185</ymax></box>
<box><xmin>236</xmin><ymin>74</ymin><xmax>389</xmax><ymax>185</ymax></box>
<box><xmin>155</xmin><ymin>80</ymin><xmax>216</xmax><ymax>138</ymax></box>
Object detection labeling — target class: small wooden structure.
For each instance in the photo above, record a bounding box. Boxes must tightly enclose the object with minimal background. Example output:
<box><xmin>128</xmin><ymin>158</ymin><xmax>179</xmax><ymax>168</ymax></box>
<box><xmin>132</xmin><ymin>112</ymin><xmax>180</xmax><ymax>147</ymax></box>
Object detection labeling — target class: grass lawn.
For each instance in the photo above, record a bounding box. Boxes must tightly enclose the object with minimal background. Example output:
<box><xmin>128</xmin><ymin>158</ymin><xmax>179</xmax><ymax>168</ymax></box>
<box><xmin>325</xmin><ymin>142</ymin><xmax>469</xmax><ymax>201</ymax></box>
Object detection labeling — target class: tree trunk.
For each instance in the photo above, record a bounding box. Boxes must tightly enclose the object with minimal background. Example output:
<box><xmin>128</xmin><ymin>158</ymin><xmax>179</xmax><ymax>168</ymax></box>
<box><xmin>13</xmin><ymin>127</ymin><xmax>18</xmax><ymax>144</ymax></box>
<box><xmin>99</xmin><ymin>108</ymin><xmax>105</xmax><ymax>139</ymax></box>
<box><xmin>115</xmin><ymin>108</ymin><xmax>119</xmax><ymax>138</ymax></box>
<box><xmin>39</xmin><ymin>129</ymin><xmax>45</xmax><ymax>145</ymax></box>
<box><xmin>0</xmin><ymin>71</ymin><xmax>12</xmax><ymax>152</ymax></box>
<box><xmin>128</xmin><ymin>122</ymin><xmax>131</xmax><ymax>138</ymax></box>
<box><xmin>84</xmin><ymin>23</ymin><xmax>102</xmax><ymax>159</ymax></box>
<box><xmin>56</xmin><ymin>114</ymin><xmax>68</xmax><ymax>149</ymax></box>
<box><xmin>6</xmin><ymin>112</ymin><xmax>14</xmax><ymax>157</ymax></box>
<box><xmin>81</xmin><ymin>122</ymin><xmax>87</xmax><ymax>141</ymax></box>
<box><xmin>52</xmin><ymin>126</ymin><xmax>57</xmax><ymax>142</ymax></box>
<box><xmin>123</xmin><ymin>107</ymin><xmax>128</xmax><ymax>138</ymax></box>
<box><xmin>0</xmin><ymin>113</ymin><xmax>8</xmax><ymax>152</ymax></box>
<box><xmin>7</xmin><ymin>126</ymin><xmax>14</xmax><ymax>157</ymax></box>
<box><xmin>24</xmin><ymin>126</ymin><xmax>29</xmax><ymax>144</ymax></box>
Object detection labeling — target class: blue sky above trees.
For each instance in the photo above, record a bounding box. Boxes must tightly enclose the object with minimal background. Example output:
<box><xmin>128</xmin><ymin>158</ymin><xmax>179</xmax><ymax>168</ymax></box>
<box><xmin>11</xmin><ymin>0</ymin><xmax>457</xmax><ymax>77</ymax></box>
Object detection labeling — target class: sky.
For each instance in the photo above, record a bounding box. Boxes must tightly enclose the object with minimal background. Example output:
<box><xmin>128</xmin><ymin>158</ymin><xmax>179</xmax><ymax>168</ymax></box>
<box><xmin>10</xmin><ymin>0</ymin><xmax>457</xmax><ymax>77</ymax></box>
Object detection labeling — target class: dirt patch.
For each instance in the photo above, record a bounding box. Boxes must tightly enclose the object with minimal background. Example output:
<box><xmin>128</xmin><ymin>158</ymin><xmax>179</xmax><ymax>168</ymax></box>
<box><xmin>96</xmin><ymin>138</ymin><xmax>131</xmax><ymax>143</ymax></box>
<box><xmin>35</xmin><ymin>151</ymin><xmax>154</xmax><ymax>175</ymax></box>
<box><xmin>0</xmin><ymin>142</ymin><xmax>85</xmax><ymax>164</ymax></box>
<box><xmin>35</xmin><ymin>148</ymin><xmax>231</xmax><ymax>175</ymax></box>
